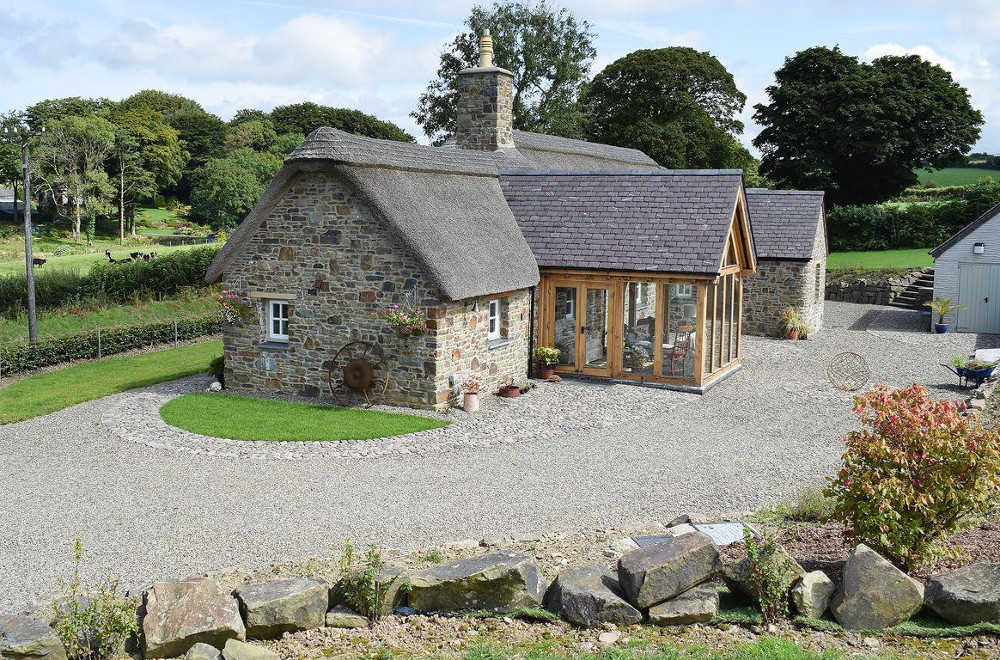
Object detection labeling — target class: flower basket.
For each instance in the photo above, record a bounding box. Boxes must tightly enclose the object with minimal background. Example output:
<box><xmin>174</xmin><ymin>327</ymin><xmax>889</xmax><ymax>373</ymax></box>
<box><xmin>218</xmin><ymin>290</ymin><xmax>254</xmax><ymax>325</ymax></box>
<box><xmin>387</xmin><ymin>302</ymin><xmax>427</xmax><ymax>337</ymax></box>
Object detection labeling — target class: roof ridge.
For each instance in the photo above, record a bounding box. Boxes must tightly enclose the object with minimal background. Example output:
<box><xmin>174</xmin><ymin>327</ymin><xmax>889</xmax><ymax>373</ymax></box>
<box><xmin>500</xmin><ymin>168</ymin><xmax>744</xmax><ymax>176</ymax></box>
<box><xmin>746</xmin><ymin>188</ymin><xmax>824</xmax><ymax>195</ymax></box>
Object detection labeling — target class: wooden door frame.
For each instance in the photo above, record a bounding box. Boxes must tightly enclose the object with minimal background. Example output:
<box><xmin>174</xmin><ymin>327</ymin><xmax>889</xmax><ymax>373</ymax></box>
<box><xmin>543</xmin><ymin>278</ymin><xmax>615</xmax><ymax>378</ymax></box>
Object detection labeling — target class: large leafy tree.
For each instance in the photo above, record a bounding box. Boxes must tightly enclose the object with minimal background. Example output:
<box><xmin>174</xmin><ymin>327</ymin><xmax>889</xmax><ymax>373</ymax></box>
<box><xmin>270</xmin><ymin>102</ymin><xmax>413</xmax><ymax>142</ymax></box>
<box><xmin>582</xmin><ymin>47</ymin><xmax>751</xmax><ymax>169</ymax></box>
<box><xmin>24</xmin><ymin>97</ymin><xmax>114</xmax><ymax>128</ymax></box>
<box><xmin>753</xmin><ymin>47</ymin><xmax>983</xmax><ymax>205</ymax></box>
<box><xmin>412</xmin><ymin>1</ymin><xmax>596</xmax><ymax>143</ymax></box>
<box><xmin>190</xmin><ymin>149</ymin><xmax>282</xmax><ymax>231</ymax></box>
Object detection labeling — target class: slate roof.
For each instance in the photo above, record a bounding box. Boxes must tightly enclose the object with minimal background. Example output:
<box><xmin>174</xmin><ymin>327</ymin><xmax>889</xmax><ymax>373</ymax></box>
<box><xmin>930</xmin><ymin>201</ymin><xmax>1000</xmax><ymax>258</ymax></box>
<box><xmin>744</xmin><ymin>189</ymin><xmax>825</xmax><ymax>261</ymax></box>
<box><xmin>500</xmin><ymin>170</ymin><xmax>744</xmax><ymax>275</ymax></box>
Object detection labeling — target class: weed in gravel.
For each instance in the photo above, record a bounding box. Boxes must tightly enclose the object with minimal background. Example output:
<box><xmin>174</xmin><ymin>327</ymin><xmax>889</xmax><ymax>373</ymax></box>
<box><xmin>338</xmin><ymin>539</ymin><xmax>402</xmax><ymax>622</ymax></box>
<box><xmin>423</xmin><ymin>550</ymin><xmax>445</xmax><ymax>564</ymax></box>
<box><xmin>752</xmin><ymin>487</ymin><xmax>835</xmax><ymax>526</ymax></box>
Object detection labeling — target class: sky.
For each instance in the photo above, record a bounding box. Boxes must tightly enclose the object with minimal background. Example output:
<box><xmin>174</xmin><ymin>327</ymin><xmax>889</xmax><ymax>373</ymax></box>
<box><xmin>1</xmin><ymin>0</ymin><xmax>998</xmax><ymax>153</ymax></box>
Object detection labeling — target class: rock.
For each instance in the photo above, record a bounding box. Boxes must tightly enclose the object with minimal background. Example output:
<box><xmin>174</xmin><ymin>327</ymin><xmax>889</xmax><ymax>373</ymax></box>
<box><xmin>185</xmin><ymin>643</ymin><xmax>222</xmax><ymax>660</ymax></box>
<box><xmin>235</xmin><ymin>577</ymin><xmax>328</xmax><ymax>638</ymax></box>
<box><xmin>924</xmin><ymin>563</ymin><xmax>1000</xmax><ymax>625</ymax></box>
<box><xmin>724</xmin><ymin>545</ymin><xmax>805</xmax><ymax>602</ymax></box>
<box><xmin>617</xmin><ymin>532</ymin><xmax>721</xmax><ymax>609</ymax></box>
<box><xmin>0</xmin><ymin>615</ymin><xmax>67</xmax><ymax>660</ymax></box>
<box><xmin>831</xmin><ymin>544</ymin><xmax>924</xmax><ymax>630</ymax></box>
<box><xmin>221</xmin><ymin>639</ymin><xmax>278</xmax><ymax>660</ymax></box>
<box><xmin>330</xmin><ymin>566</ymin><xmax>408</xmax><ymax>619</ymax></box>
<box><xmin>209</xmin><ymin>382</ymin><xmax>223</xmax><ymax>392</ymax></box>
<box><xmin>597</xmin><ymin>631</ymin><xmax>621</xmax><ymax>646</ymax></box>
<box><xmin>324</xmin><ymin>606</ymin><xmax>369</xmax><ymax>629</ymax></box>
<box><xmin>791</xmin><ymin>571</ymin><xmax>835</xmax><ymax>619</ymax></box>
<box><xmin>666</xmin><ymin>514</ymin><xmax>710</xmax><ymax>527</ymax></box>
<box><xmin>648</xmin><ymin>584</ymin><xmax>720</xmax><ymax>626</ymax></box>
<box><xmin>142</xmin><ymin>578</ymin><xmax>246</xmax><ymax>659</ymax></box>
<box><xmin>408</xmin><ymin>550</ymin><xmax>544</xmax><ymax>612</ymax></box>
<box><xmin>544</xmin><ymin>564</ymin><xmax>641</xmax><ymax>628</ymax></box>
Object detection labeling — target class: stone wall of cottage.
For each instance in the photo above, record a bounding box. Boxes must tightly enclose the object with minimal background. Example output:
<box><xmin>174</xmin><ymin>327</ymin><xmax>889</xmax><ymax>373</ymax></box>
<box><xmin>455</xmin><ymin>68</ymin><xmax>514</xmax><ymax>151</ymax></box>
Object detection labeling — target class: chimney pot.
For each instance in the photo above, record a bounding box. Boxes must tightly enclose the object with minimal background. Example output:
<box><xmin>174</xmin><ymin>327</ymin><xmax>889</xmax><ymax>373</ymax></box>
<box><xmin>479</xmin><ymin>31</ymin><xmax>494</xmax><ymax>68</ymax></box>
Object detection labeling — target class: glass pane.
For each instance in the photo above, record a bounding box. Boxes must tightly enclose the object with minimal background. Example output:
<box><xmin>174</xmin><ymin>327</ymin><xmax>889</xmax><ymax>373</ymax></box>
<box><xmin>729</xmin><ymin>274</ymin><xmax>740</xmax><ymax>361</ymax></box>
<box><xmin>584</xmin><ymin>287</ymin><xmax>609</xmax><ymax>369</ymax></box>
<box><xmin>703</xmin><ymin>283</ymin><xmax>716</xmax><ymax>375</ymax></box>
<box><xmin>622</xmin><ymin>282</ymin><xmax>655</xmax><ymax>376</ymax></box>
<box><xmin>661</xmin><ymin>283</ymin><xmax>698</xmax><ymax>379</ymax></box>
<box><xmin>553</xmin><ymin>286</ymin><xmax>577</xmax><ymax>367</ymax></box>
<box><xmin>714</xmin><ymin>278</ymin><xmax>725</xmax><ymax>372</ymax></box>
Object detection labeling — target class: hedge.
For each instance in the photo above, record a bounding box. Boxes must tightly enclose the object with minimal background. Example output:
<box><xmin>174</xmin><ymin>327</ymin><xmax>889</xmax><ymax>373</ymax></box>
<box><xmin>0</xmin><ymin>245</ymin><xmax>221</xmax><ymax>319</ymax></box>
<box><xmin>0</xmin><ymin>315</ymin><xmax>222</xmax><ymax>376</ymax></box>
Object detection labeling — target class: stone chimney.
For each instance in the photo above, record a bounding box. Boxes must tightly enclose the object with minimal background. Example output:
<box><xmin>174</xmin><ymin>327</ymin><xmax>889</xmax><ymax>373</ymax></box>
<box><xmin>455</xmin><ymin>30</ymin><xmax>514</xmax><ymax>151</ymax></box>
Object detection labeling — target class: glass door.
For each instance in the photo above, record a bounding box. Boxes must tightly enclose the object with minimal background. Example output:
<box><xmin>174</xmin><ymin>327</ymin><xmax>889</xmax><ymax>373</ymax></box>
<box><xmin>547</xmin><ymin>280</ymin><xmax>613</xmax><ymax>378</ymax></box>
<box><xmin>581</xmin><ymin>286</ymin><xmax>611</xmax><ymax>375</ymax></box>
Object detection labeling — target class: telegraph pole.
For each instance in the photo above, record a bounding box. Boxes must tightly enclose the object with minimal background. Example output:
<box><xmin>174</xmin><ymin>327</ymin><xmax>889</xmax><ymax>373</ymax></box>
<box><xmin>5</xmin><ymin>124</ymin><xmax>43</xmax><ymax>343</ymax></box>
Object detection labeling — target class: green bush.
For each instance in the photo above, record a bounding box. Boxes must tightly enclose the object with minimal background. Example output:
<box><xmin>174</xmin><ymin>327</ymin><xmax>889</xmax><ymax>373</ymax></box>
<box><xmin>742</xmin><ymin>526</ymin><xmax>789</xmax><ymax>625</ymax></box>
<box><xmin>0</xmin><ymin>316</ymin><xmax>221</xmax><ymax>375</ymax></box>
<box><xmin>826</xmin><ymin>383</ymin><xmax>1000</xmax><ymax>572</ymax></box>
<box><xmin>337</xmin><ymin>538</ymin><xmax>402</xmax><ymax>623</ymax></box>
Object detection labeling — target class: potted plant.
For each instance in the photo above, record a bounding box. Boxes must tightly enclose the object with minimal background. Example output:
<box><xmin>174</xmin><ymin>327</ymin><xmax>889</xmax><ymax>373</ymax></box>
<box><xmin>498</xmin><ymin>379</ymin><xmax>521</xmax><ymax>398</ymax></box>
<box><xmin>924</xmin><ymin>297</ymin><xmax>965</xmax><ymax>333</ymax></box>
<box><xmin>218</xmin><ymin>290</ymin><xmax>254</xmax><ymax>325</ymax></box>
<box><xmin>461</xmin><ymin>374</ymin><xmax>481</xmax><ymax>413</ymax></box>
<box><xmin>779</xmin><ymin>307</ymin><xmax>804</xmax><ymax>340</ymax></box>
<box><xmin>535</xmin><ymin>346</ymin><xmax>560</xmax><ymax>379</ymax></box>
<box><xmin>387</xmin><ymin>303</ymin><xmax>427</xmax><ymax>336</ymax></box>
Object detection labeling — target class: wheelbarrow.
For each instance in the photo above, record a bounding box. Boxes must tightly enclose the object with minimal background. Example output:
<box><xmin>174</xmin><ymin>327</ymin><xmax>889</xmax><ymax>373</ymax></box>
<box><xmin>942</xmin><ymin>363</ymin><xmax>997</xmax><ymax>389</ymax></box>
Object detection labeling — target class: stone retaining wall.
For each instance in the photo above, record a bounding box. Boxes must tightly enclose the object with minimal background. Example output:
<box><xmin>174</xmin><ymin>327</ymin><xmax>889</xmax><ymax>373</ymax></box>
<box><xmin>824</xmin><ymin>269</ymin><xmax>930</xmax><ymax>307</ymax></box>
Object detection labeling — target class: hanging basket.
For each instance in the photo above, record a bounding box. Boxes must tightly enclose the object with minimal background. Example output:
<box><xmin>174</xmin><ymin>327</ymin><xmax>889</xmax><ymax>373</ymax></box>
<box><xmin>394</xmin><ymin>324</ymin><xmax>425</xmax><ymax>337</ymax></box>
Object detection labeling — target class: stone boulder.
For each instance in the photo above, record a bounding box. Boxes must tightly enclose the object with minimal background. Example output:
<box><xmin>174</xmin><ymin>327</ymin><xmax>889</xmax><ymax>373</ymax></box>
<box><xmin>791</xmin><ymin>571</ymin><xmax>835</xmax><ymax>620</ymax></box>
<box><xmin>408</xmin><ymin>551</ymin><xmax>544</xmax><ymax>612</ymax></box>
<box><xmin>324</xmin><ymin>606</ymin><xmax>368</xmax><ymax>629</ymax></box>
<box><xmin>142</xmin><ymin>578</ymin><xmax>246</xmax><ymax>658</ymax></box>
<box><xmin>724</xmin><ymin>545</ymin><xmax>805</xmax><ymax>603</ymax></box>
<box><xmin>221</xmin><ymin>639</ymin><xmax>278</xmax><ymax>660</ymax></box>
<box><xmin>235</xmin><ymin>577</ymin><xmax>328</xmax><ymax>638</ymax></box>
<box><xmin>329</xmin><ymin>566</ymin><xmax>408</xmax><ymax>619</ymax></box>
<box><xmin>648</xmin><ymin>584</ymin><xmax>719</xmax><ymax>626</ymax></box>
<box><xmin>544</xmin><ymin>564</ymin><xmax>641</xmax><ymax>628</ymax></box>
<box><xmin>185</xmin><ymin>643</ymin><xmax>222</xmax><ymax>660</ymax></box>
<box><xmin>831</xmin><ymin>545</ymin><xmax>924</xmax><ymax>630</ymax></box>
<box><xmin>617</xmin><ymin>532</ymin><xmax>721</xmax><ymax>609</ymax></box>
<box><xmin>0</xmin><ymin>615</ymin><xmax>67</xmax><ymax>660</ymax></box>
<box><xmin>924</xmin><ymin>563</ymin><xmax>1000</xmax><ymax>625</ymax></box>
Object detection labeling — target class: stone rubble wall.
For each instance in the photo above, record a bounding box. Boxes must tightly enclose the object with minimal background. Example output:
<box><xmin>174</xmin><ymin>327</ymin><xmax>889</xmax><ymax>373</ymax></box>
<box><xmin>455</xmin><ymin>68</ymin><xmax>515</xmax><ymax>151</ymax></box>
<box><xmin>743</xmin><ymin>258</ymin><xmax>825</xmax><ymax>337</ymax></box>
<box><xmin>824</xmin><ymin>269</ymin><xmax>931</xmax><ymax>307</ymax></box>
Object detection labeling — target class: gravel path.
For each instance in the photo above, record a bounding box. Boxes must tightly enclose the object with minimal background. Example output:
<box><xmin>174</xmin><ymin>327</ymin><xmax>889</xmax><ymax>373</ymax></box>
<box><xmin>1</xmin><ymin>302</ymin><xmax>996</xmax><ymax>614</ymax></box>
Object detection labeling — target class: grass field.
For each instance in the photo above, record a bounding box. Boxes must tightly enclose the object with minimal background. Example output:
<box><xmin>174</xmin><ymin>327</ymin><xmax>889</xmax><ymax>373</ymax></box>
<box><xmin>0</xmin><ymin>340</ymin><xmax>221</xmax><ymax>425</ymax></box>
<box><xmin>916</xmin><ymin>167</ymin><xmax>998</xmax><ymax>187</ymax></box>
<box><xmin>0</xmin><ymin>292</ymin><xmax>218</xmax><ymax>345</ymax></box>
<box><xmin>827</xmin><ymin>248</ymin><xmax>933</xmax><ymax>273</ymax></box>
<box><xmin>160</xmin><ymin>393</ymin><xmax>450</xmax><ymax>441</ymax></box>
<box><xmin>0</xmin><ymin>241</ymin><xmax>208</xmax><ymax>277</ymax></box>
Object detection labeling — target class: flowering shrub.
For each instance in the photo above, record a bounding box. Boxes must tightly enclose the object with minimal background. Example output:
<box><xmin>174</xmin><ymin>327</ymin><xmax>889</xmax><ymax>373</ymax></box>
<box><xmin>387</xmin><ymin>303</ymin><xmax>426</xmax><ymax>335</ymax></box>
<box><xmin>826</xmin><ymin>383</ymin><xmax>1000</xmax><ymax>571</ymax></box>
<box><xmin>218</xmin><ymin>290</ymin><xmax>254</xmax><ymax>324</ymax></box>
<box><xmin>461</xmin><ymin>373</ymin><xmax>482</xmax><ymax>394</ymax></box>
<box><xmin>742</xmin><ymin>526</ymin><xmax>788</xmax><ymax>624</ymax></box>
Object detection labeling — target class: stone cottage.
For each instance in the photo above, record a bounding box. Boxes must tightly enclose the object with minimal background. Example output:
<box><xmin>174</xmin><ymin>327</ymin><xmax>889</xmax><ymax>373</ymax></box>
<box><xmin>743</xmin><ymin>189</ymin><xmax>828</xmax><ymax>336</ymax></box>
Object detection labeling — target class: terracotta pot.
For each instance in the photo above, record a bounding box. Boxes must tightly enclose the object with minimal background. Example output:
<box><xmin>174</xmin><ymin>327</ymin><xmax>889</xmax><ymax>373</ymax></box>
<box><xmin>498</xmin><ymin>386</ymin><xmax>521</xmax><ymax>398</ymax></box>
<box><xmin>785</xmin><ymin>329</ymin><xmax>800</xmax><ymax>340</ymax></box>
<box><xmin>538</xmin><ymin>363</ymin><xmax>555</xmax><ymax>379</ymax></box>
<box><xmin>463</xmin><ymin>392</ymin><xmax>480</xmax><ymax>413</ymax></box>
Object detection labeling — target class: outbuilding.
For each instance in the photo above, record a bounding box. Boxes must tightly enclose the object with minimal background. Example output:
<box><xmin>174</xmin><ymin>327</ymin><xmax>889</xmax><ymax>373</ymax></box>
<box><xmin>930</xmin><ymin>202</ymin><xmax>1000</xmax><ymax>333</ymax></box>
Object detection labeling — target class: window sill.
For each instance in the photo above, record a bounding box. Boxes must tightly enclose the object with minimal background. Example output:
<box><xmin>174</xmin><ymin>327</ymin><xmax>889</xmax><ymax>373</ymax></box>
<box><xmin>259</xmin><ymin>340</ymin><xmax>290</xmax><ymax>351</ymax></box>
<box><xmin>487</xmin><ymin>338</ymin><xmax>511</xmax><ymax>351</ymax></box>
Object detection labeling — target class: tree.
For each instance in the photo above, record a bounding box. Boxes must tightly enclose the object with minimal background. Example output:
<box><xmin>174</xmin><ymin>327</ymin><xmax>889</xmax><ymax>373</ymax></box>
<box><xmin>224</xmin><ymin>119</ymin><xmax>278</xmax><ymax>153</ymax></box>
<box><xmin>189</xmin><ymin>157</ymin><xmax>265</xmax><ymax>231</ymax></box>
<box><xmin>110</xmin><ymin>108</ymin><xmax>184</xmax><ymax>242</ymax></box>
<box><xmin>1</xmin><ymin>112</ymin><xmax>25</xmax><ymax>221</ymax></box>
<box><xmin>412</xmin><ymin>1</ymin><xmax>595</xmax><ymax>143</ymax></box>
<box><xmin>269</xmin><ymin>132</ymin><xmax>305</xmax><ymax>157</ymax></box>
<box><xmin>34</xmin><ymin>116</ymin><xmax>116</xmax><ymax>243</ymax></box>
<box><xmin>582</xmin><ymin>47</ymin><xmax>751</xmax><ymax>169</ymax></box>
<box><xmin>753</xmin><ymin>47</ymin><xmax>984</xmax><ymax>205</ymax></box>
<box><xmin>24</xmin><ymin>97</ymin><xmax>113</xmax><ymax>129</ymax></box>
<box><xmin>270</xmin><ymin>103</ymin><xmax>413</xmax><ymax>142</ymax></box>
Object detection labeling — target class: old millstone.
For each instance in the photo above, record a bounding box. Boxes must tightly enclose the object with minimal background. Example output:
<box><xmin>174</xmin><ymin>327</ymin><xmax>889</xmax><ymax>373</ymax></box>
<box><xmin>143</xmin><ymin>577</ymin><xmax>246</xmax><ymax>658</ymax></box>
<box><xmin>925</xmin><ymin>563</ymin><xmax>1000</xmax><ymax>625</ymax></box>
<box><xmin>408</xmin><ymin>550</ymin><xmax>544</xmax><ymax>612</ymax></box>
<box><xmin>648</xmin><ymin>583</ymin><xmax>720</xmax><ymax>626</ymax></box>
<box><xmin>324</xmin><ymin>606</ymin><xmax>369</xmax><ymax>629</ymax></box>
<box><xmin>617</xmin><ymin>532</ymin><xmax>721</xmax><ymax>609</ymax></box>
<box><xmin>235</xmin><ymin>577</ymin><xmax>328</xmax><ymax>638</ymax></box>
<box><xmin>831</xmin><ymin>544</ymin><xmax>924</xmax><ymax>630</ymax></box>
<box><xmin>221</xmin><ymin>639</ymin><xmax>278</xmax><ymax>660</ymax></box>
<box><xmin>0</xmin><ymin>615</ymin><xmax>67</xmax><ymax>660</ymax></box>
<box><xmin>724</xmin><ymin>545</ymin><xmax>805</xmax><ymax>602</ymax></box>
<box><xmin>791</xmin><ymin>571</ymin><xmax>836</xmax><ymax>620</ymax></box>
<box><xmin>329</xmin><ymin>566</ymin><xmax>408</xmax><ymax>619</ymax></box>
<box><xmin>185</xmin><ymin>643</ymin><xmax>222</xmax><ymax>660</ymax></box>
<box><xmin>544</xmin><ymin>564</ymin><xmax>641</xmax><ymax>628</ymax></box>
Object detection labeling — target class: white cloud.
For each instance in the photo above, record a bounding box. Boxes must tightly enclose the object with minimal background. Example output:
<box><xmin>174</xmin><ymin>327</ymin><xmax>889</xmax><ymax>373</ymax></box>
<box><xmin>863</xmin><ymin>42</ymin><xmax>956</xmax><ymax>70</ymax></box>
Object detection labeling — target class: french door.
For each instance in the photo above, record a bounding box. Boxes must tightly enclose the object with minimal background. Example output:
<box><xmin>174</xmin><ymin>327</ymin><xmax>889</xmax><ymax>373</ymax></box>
<box><xmin>548</xmin><ymin>280</ymin><xmax>614</xmax><ymax>378</ymax></box>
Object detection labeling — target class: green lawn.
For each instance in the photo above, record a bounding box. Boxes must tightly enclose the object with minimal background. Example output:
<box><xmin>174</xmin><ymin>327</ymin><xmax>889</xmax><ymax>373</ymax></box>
<box><xmin>0</xmin><ymin>241</ymin><xmax>208</xmax><ymax>277</ymax></box>
<box><xmin>0</xmin><ymin>340</ymin><xmax>222</xmax><ymax>425</ymax></box>
<box><xmin>0</xmin><ymin>293</ymin><xmax>218</xmax><ymax>345</ymax></box>
<box><xmin>916</xmin><ymin>166</ymin><xmax>998</xmax><ymax>187</ymax></box>
<box><xmin>160</xmin><ymin>393</ymin><xmax>450</xmax><ymax>441</ymax></box>
<box><xmin>462</xmin><ymin>638</ymin><xmax>864</xmax><ymax>660</ymax></box>
<box><xmin>827</xmin><ymin>248</ymin><xmax>933</xmax><ymax>273</ymax></box>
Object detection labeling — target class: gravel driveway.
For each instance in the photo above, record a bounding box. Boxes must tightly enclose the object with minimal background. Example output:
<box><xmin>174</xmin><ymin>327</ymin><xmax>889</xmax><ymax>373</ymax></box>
<box><xmin>1</xmin><ymin>301</ymin><xmax>996</xmax><ymax>613</ymax></box>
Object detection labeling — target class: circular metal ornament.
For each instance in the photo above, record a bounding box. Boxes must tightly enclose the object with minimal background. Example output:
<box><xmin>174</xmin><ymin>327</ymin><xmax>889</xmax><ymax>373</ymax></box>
<box><xmin>327</xmin><ymin>341</ymin><xmax>389</xmax><ymax>408</ymax></box>
<box><xmin>827</xmin><ymin>351</ymin><xmax>870</xmax><ymax>392</ymax></box>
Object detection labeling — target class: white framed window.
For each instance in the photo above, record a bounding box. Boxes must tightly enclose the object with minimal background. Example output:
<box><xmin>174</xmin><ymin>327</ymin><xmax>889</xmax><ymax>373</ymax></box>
<box><xmin>267</xmin><ymin>300</ymin><xmax>290</xmax><ymax>342</ymax></box>
<box><xmin>488</xmin><ymin>298</ymin><xmax>502</xmax><ymax>341</ymax></box>
<box><xmin>674</xmin><ymin>284</ymin><xmax>693</xmax><ymax>299</ymax></box>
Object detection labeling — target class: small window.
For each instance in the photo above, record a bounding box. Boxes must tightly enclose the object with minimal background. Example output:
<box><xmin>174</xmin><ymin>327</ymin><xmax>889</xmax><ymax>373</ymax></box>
<box><xmin>675</xmin><ymin>284</ymin><xmax>693</xmax><ymax>299</ymax></box>
<box><xmin>488</xmin><ymin>298</ymin><xmax>502</xmax><ymax>341</ymax></box>
<box><xmin>267</xmin><ymin>300</ymin><xmax>290</xmax><ymax>342</ymax></box>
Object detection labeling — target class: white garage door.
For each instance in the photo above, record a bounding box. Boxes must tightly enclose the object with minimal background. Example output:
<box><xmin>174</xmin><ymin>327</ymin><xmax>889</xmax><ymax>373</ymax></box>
<box><xmin>958</xmin><ymin>263</ymin><xmax>1000</xmax><ymax>333</ymax></box>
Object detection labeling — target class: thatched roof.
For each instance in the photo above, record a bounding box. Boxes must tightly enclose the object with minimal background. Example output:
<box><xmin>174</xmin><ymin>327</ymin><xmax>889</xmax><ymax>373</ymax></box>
<box><xmin>745</xmin><ymin>189</ymin><xmax>825</xmax><ymax>261</ymax></box>
<box><xmin>511</xmin><ymin>131</ymin><xmax>657</xmax><ymax>169</ymax></box>
<box><xmin>206</xmin><ymin>128</ymin><xmax>541</xmax><ymax>300</ymax></box>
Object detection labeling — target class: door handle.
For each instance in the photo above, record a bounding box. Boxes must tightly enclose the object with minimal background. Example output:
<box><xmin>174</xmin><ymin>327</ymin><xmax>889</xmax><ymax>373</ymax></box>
<box><xmin>580</xmin><ymin>325</ymin><xmax>587</xmax><ymax>334</ymax></box>
<box><xmin>987</xmin><ymin>297</ymin><xmax>991</xmax><ymax>304</ymax></box>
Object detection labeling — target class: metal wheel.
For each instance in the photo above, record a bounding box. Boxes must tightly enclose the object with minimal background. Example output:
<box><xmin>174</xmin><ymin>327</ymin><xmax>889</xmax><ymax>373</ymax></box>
<box><xmin>327</xmin><ymin>341</ymin><xmax>390</xmax><ymax>408</ymax></box>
